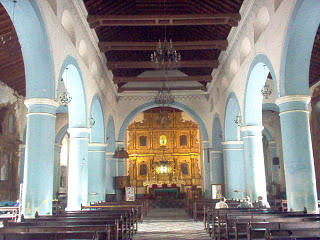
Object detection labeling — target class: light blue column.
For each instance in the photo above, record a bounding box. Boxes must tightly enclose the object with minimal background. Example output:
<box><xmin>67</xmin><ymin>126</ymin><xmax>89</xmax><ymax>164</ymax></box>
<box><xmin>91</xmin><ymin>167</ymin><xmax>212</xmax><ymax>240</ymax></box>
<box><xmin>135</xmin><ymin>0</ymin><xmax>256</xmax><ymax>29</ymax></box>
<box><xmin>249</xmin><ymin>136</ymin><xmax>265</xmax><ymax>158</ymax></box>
<box><xmin>211</xmin><ymin>151</ymin><xmax>224</xmax><ymax>185</ymax></box>
<box><xmin>241</xmin><ymin>126</ymin><xmax>267</xmax><ymax>201</ymax></box>
<box><xmin>105</xmin><ymin>153</ymin><xmax>116</xmax><ymax>195</ymax></box>
<box><xmin>222</xmin><ymin>141</ymin><xmax>245</xmax><ymax>199</ymax></box>
<box><xmin>66</xmin><ymin>128</ymin><xmax>90</xmax><ymax>210</ymax></box>
<box><xmin>116</xmin><ymin>142</ymin><xmax>126</xmax><ymax>176</ymax></box>
<box><xmin>88</xmin><ymin>143</ymin><xmax>107</xmax><ymax>203</ymax></box>
<box><xmin>23</xmin><ymin>98</ymin><xmax>59</xmax><ymax>217</ymax></box>
<box><xmin>202</xmin><ymin>141</ymin><xmax>211</xmax><ymax>198</ymax></box>
<box><xmin>19</xmin><ymin>144</ymin><xmax>25</xmax><ymax>184</ymax></box>
<box><xmin>269</xmin><ymin>142</ymin><xmax>279</xmax><ymax>184</ymax></box>
<box><xmin>276</xmin><ymin>95</ymin><xmax>318</xmax><ymax>212</ymax></box>
<box><xmin>53</xmin><ymin>144</ymin><xmax>61</xmax><ymax>199</ymax></box>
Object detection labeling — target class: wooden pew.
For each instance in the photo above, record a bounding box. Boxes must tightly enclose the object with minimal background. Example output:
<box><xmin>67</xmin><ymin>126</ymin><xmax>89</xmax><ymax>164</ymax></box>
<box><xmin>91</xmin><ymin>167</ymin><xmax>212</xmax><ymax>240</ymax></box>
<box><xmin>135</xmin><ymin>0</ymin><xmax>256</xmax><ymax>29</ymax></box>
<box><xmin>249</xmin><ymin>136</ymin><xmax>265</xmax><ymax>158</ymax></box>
<box><xmin>246</xmin><ymin>221</ymin><xmax>320</xmax><ymax>240</ymax></box>
<box><xmin>81</xmin><ymin>204</ymin><xmax>138</xmax><ymax>233</ymax></box>
<box><xmin>90</xmin><ymin>199</ymin><xmax>149</xmax><ymax>222</ymax></box>
<box><xmin>265</xmin><ymin>228</ymin><xmax>320</xmax><ymax>239</ymax></box>
<box><xmin>2</xmin><ymin>211</ymin><xmax>126</xmax><ymax>239</ymax></box>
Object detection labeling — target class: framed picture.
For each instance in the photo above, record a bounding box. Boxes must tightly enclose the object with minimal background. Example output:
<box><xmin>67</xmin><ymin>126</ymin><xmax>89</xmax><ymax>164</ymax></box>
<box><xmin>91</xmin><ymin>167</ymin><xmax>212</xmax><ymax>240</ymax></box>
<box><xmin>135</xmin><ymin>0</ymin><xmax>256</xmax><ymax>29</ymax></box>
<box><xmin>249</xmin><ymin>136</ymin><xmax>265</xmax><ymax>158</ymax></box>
<box><xmin>125</xmin><ymin>187</ymin><xmax>135</xmax><ymax>201</ymax></box>
<box><xmin>211</xmin><ymin>184</ymin><xmax>222</xmax><ymax>199</ymax></box>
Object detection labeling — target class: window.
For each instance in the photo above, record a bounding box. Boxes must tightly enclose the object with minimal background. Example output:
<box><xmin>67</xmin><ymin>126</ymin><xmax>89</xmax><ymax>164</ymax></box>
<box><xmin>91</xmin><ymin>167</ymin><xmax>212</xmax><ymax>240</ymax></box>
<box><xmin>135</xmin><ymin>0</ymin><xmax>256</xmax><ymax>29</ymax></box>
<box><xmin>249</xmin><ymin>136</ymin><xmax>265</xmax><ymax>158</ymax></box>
<box><xmin>180</xmin><ymin>135</ymin><xmax>187</xmax><ymax>146</ymax></box>
<box><xmin>1</xmin><ymin>153</ymin><xmax>9</xmax><ymax>181</ymax></box>
<box><xmin>140</xmin><ymin>163</ymin><xmax>147</xmax><ymax>176</ymax></box>
<box><xmin>139</xmin><ymin>136</ymin><xmax>147</xmax><ymax>146</ymax></box>
<box><xmin>8</xmin><ymin>113</ymin><xmax>14</xmax><ymax>134</ymax></box>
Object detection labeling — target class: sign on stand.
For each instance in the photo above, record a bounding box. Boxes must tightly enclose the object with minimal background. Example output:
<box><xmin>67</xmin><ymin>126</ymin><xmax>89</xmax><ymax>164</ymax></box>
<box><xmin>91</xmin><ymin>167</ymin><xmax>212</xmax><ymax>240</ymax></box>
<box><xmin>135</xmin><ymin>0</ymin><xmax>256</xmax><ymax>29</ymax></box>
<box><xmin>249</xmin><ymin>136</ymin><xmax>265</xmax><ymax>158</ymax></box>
<box><xmin>125</xmin><ymin>187</ymin><xmax>135</xmax><ymax>201</ymax></box>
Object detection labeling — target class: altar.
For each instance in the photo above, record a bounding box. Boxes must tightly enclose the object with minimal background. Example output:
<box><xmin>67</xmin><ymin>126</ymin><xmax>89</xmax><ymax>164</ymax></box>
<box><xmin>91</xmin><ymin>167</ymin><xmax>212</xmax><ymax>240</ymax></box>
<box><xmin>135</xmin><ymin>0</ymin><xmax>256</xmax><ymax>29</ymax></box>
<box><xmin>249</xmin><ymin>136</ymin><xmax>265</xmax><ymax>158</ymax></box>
<box><xmin>153</xmin><ymin>188</ymin><xmax>179</xmax><ymax>199</ymax></box>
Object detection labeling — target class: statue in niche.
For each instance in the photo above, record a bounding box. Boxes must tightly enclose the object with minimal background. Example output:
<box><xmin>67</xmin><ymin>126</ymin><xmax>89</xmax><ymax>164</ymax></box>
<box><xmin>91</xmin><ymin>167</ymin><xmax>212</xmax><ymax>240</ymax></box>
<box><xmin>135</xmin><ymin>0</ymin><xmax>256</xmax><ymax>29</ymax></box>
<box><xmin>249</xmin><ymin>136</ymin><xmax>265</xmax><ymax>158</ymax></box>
<box><xmin>139</xmin><ymin>136</ymin><xmax>147</xmax><ymax>146</ymax></box>
<box><xmin>1</xmin><ymin>153</ymin><xmax>9</xmax><ymax>181</ymax></box>
<box><xmin>180</xmin><ymin>135</ymin><xmax>187</xmax><ymax>146</ymax></box>
<box><xmin>181</xmin><ymin>162</ymin><xmax>189</xmax><ymax>175</ymax></box>
<box><xmin>140</xmin><ymin>163</ymin><xmax>147</xmax><ymax>176</ymax></box>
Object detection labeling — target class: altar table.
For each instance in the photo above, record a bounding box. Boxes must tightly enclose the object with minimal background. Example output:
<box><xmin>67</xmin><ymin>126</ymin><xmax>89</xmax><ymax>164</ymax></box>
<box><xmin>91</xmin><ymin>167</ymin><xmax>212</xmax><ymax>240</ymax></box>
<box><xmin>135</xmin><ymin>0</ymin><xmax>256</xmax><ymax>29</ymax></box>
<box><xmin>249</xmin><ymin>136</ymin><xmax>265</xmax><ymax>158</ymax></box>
<box><xmin>153</xmin><ymin>188</ymin><xmax>179</xmax><ymax>199</ymax></box>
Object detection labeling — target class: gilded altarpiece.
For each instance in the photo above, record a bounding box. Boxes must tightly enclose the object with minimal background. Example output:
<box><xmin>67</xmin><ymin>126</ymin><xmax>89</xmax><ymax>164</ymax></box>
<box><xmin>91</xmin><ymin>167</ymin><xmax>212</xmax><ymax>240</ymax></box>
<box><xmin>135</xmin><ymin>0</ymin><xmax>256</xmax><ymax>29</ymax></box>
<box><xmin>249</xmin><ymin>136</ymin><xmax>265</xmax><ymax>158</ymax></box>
<box><xmin>0</xmin><ymin>104</ymin><xmax>21</xmax><ymax>200</ymax></box>
<box><xmin>127</xmin><ymin>111</ymin><xmax>201</xmax><ymax>193</ymax></box>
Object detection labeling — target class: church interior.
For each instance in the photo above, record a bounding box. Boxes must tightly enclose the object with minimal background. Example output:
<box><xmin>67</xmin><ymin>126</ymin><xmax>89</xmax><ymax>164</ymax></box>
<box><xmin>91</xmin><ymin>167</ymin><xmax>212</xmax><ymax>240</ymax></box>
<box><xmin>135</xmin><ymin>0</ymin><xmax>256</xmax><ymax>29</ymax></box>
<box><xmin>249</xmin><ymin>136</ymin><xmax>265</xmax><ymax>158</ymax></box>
<box><xmin>0</xmin><ymin>0</ymin><xmax>319</xmax><ymax>239</ymax></box>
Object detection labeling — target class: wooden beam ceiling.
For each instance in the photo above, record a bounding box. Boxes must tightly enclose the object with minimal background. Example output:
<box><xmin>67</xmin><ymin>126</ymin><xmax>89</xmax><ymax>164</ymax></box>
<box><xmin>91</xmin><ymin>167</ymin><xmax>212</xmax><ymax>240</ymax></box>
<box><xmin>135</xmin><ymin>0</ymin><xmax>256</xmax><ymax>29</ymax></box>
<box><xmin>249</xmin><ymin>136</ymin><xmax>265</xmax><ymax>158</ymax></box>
<box><xmin>118</xmin><ymin>86</ymin><xmax>207</xmax><ymax>93</ymax></box>
<box><xmin>99</xmin><ymin>40</ymin><xmax>228</xmax><ymax>52</ymax></box>
<box><xmin>107</xmin><ymin>60</ymin><xmax>219</xmax><ymax>70</ymax></box>
<box><xmin>88</xmin><ymin>13</ymin><xmax>241</xmax><ymax>28</ymax></box>
<box><xmin>113</xmin><ymin>75</ymin><xmax>212</xmax><ymax>84</ymax></box>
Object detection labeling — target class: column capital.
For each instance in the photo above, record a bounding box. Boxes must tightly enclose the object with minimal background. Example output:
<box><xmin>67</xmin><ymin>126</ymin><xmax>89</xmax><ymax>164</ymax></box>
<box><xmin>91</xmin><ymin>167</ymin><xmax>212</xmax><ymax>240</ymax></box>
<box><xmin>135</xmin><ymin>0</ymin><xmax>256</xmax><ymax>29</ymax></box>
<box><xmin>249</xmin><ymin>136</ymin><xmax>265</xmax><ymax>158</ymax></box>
<box><xmin>25</xmin><ymin>98</ymin><xmax>60</xmax><ymax>108</ymax></box>
<box><xmin>275</xmin><ymin>95</ymin><xmax>311</xmax><ymax>106</ymax></box>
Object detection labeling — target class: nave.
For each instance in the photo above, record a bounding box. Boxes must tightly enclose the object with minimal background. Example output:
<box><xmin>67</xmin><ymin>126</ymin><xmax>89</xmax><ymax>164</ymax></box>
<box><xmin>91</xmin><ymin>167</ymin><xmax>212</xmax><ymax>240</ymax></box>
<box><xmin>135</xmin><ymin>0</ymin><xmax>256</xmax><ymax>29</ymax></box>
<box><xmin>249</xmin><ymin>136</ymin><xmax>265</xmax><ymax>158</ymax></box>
<box><xmin>133</xmin><ymin>208</ymin><xmax>211</xmax><ymax>240</ymax></box>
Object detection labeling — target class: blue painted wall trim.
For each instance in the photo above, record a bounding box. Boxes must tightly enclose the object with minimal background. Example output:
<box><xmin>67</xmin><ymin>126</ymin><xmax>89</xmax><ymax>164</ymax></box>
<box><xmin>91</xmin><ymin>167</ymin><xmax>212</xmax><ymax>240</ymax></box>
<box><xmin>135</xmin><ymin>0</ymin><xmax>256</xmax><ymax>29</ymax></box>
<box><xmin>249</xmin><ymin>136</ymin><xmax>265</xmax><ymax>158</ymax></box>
<box><xmin>2</xmin><ymin>0</ymin><xmax>55</xmax><ymax>99</ymax></box>
<box><xmin>55</xmin><ymin>124</ymin><xmax>69</xmax><ymax>144</ymax></box>
<box><xmin>224</xmin><ymin>92</ymin><xmax>241</xmax><ymax>141</ymax></box>
<box><xmin>244</xmin><ymin>54</ymin><xmax>279</xmax><ymax>126</ymax></box>
<box><xmin>280</xmin><ymin>1</ymin><xmax>320</xmax><ymax>96</ymax></box>
<box><xmin>118</xmin><ymin>101</ymin><xmax>209</xmax><ymax>142</ymax></box>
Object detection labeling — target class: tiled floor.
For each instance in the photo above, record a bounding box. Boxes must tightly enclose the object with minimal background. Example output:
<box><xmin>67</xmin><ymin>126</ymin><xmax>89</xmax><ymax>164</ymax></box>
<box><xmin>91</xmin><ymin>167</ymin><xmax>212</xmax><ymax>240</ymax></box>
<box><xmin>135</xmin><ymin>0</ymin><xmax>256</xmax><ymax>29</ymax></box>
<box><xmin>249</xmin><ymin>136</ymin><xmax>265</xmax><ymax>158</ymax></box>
<box><xmin>133</xmin><ymin>208</ymin><xmax>211</xmax><ymax>240</ymax></box>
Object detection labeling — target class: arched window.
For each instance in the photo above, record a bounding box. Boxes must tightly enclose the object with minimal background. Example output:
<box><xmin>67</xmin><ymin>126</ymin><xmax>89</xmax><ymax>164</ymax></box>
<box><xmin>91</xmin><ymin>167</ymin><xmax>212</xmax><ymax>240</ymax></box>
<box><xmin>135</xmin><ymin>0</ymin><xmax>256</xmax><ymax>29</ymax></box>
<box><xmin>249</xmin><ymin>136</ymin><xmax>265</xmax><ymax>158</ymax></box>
<box><xmin>180</xmin><ymin>135</ymin><xmax>187</xmax><ymax>146</ymax></box>
<box><xmin>1</xmin><ymin>153</ymin><xmax>9</xmax><ymax>181</ymax></box>
<box><xmin>8</xmin><ymin>113</ymin><xmax>14</xmax><ymax>134</ymax></box>
<box><xmin>139</xmin><ymin>136</ymin><xmax>147</xmax><ymax>146</ymax></box>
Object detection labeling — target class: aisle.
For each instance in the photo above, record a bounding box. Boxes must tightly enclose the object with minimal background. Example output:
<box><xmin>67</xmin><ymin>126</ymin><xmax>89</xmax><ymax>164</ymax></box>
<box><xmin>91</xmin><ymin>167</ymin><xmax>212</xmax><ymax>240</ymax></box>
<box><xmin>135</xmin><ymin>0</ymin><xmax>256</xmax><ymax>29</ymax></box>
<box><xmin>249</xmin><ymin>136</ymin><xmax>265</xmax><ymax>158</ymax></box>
<box><xmin>133</xmin><ymin>208</ymin><xmax>211</xmax><ymax>240</ymax></box>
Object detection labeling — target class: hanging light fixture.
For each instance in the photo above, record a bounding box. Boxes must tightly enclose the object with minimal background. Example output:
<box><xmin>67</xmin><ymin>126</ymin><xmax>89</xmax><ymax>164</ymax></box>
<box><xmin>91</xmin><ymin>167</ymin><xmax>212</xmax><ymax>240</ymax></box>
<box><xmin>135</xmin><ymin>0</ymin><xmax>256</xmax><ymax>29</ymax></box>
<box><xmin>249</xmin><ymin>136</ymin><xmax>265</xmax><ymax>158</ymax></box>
<box><xmin>155</xmin><ymin>82</ymin><xmax>174</xmax><ymax>106</ymax></box>
<box><xmin>59</xmin><ymin>91</ymin><xmax>72</xmax><ymax>106</ymax></box>
<box><xmin>59</xmin><ymin>68</ymin><xmax>72</xmax><ymax>106</ymax></box>
<box><xmin>155</xmin><ymin>83</ymin><xmax>174</xmax><ymax>127</ymax></box>
<box><xmin>150</xmin><ymin>0</ymin><xmax>181</xmax><ymax>70</ymax></box>
<box><xmin>261</xmin><ymin>83</ymin><xmax>273</xmax><ymax>99</ymax></box>
<box><xmin>1</xmin><ymin>0</ymin><xmax>20</xmax><ymax>57</ymax></box>
<box><xmin>261</xmin><ymin>65</ymin><xmax>273</xmax><ymax>99</ymax></box>
<box><xmin>89</xmin><ymin>115</ymin><xmax>95</xmax><ymax>128</ymax></box>
<box><xmin>234</xmin><ymin>115</ymin><xmax>241</xmax><ymax>127</ymax></box>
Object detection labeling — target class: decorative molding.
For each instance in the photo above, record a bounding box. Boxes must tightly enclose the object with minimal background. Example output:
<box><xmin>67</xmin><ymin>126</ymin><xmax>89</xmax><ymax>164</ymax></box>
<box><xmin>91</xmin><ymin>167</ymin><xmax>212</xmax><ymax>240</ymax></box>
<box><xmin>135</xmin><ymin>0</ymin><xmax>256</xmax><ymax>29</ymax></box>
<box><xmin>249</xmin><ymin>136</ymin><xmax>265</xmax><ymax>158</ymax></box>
<box><xmin>221</xmin><ymin>141</ymin><xmax>244</xmax><ymax>145</ymax></box>
<box><xmin>72</xmin><ymin>0</ymin><xmax>117</xmax><ymax>94</ymax></box>
<box><xmin>209</xmin><ymin>0</ymin><xmax>258</xmax><ymax>93</ymax></box>
<box><xmin>279</xmin><ymin>110</ymin><xmax>309</xmax><ymax>116</ymax></box>
<box><xmin>24</xmin><ymin>98</ymin><xmax>60</xmax><ymax>108</ymax></box>
<box><xmin>211</xmin><ymin>150</ymin><xmax>223</xmax><ymax>154</ymax></box>
<box><xmin>67</xmin><ymin>128</ymin><xmax>91</xmax><ymax>134</ymax></box>
<box><xmin>26</xmin><ymin>113</ymin><xmax>56</xmax><ymax>118</ymax></box>
<box><xmin>118</xmin><ymin>94</ymin><xmax>209</xmax><ymax>102</ymax></box>
<box><xmin>275</xmin><ymin>95</ymin><xmax>311</xmax><ymax>105</ymax></box>
<box><xmin>88</xmin><ymin>143</ymin><xmax>108</xmax><ymax>147</ymax></box>
<box><xmin>240</xmin><ymin>125</ymin><xmax>264</xmax><ymax>132</ymax></box>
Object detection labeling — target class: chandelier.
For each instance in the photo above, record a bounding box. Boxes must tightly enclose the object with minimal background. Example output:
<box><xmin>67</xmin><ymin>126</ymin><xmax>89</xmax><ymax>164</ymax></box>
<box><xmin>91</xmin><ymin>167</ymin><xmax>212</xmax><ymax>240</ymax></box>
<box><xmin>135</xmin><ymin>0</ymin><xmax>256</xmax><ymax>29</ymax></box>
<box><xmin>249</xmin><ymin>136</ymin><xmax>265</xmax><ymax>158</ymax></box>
<box><xmin>59</xmin><ymin>92</ymin><xmax>72</xmax><ymax>106</ymax></box>
<box><xmin>151</xmin><ymin>39</ymin><xmax>181</xmax><ymax>70</ymax></box>
<box><xmin>261</xmin><ymin>83</ymin><xmax>273</xmax><ymax>99</ymax></box>
<box><xmin>155</xmin><ymin>83</ymin><xmax>174</xmax><ymax>105</ymax></box>
<box><xmin>234</xmin><ymin>115</ymin><xmax>242</xmax><ymax>127</ymax></box>
<box><xmin>155</xmin><ymin>83</ymin><xmax>174</xmax><ymax>127</ymax></box>
<box><xmin>261</xmin><ymin>64</ymin><xmax>273</xmax><ymax>99</ymax></box>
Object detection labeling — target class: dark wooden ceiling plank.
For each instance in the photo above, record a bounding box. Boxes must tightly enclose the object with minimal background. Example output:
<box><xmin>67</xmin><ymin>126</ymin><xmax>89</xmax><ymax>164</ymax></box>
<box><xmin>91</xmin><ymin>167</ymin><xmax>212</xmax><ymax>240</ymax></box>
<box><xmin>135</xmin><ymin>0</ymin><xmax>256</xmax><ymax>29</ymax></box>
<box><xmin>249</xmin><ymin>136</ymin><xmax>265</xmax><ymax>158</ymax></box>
<box><xmin>113</xmin><ymin>75</ymin><xmax>212</xmax><ymax>83</ymax></box>
<box><xmin>99</xmin><ymin>40</ymin><xmax>227</xmax><ymax>51</ymax></box>
<box><xmin>107</xmin><ymin>60</ymin><xmax>219</xmax><ymax>70</ymax></box>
